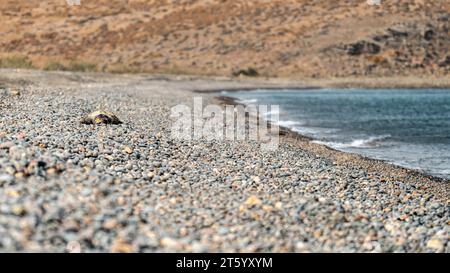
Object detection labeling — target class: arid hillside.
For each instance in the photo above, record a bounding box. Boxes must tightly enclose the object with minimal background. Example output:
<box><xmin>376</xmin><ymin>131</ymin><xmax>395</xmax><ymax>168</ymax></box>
<box><xmin>1</xmin><ymin>0</ymin><xmax>449</xmax><ymax>77</ymax></box>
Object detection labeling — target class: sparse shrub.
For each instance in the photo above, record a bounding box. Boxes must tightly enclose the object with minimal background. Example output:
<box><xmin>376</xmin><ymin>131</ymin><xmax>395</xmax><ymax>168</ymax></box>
<box><xmin>158</xmin><ymin>65</ymin><xmax>194</xmax><ymax>75</ymax></box>
<box><xmin>232</xmin><ymin>67</ymin><xmax>259</xmax><ymax>77</ymax></box>
<box><xmin>66</xmin><ymin>62</ymin><xmax>97</xmax><ymax>72</ymax></box>
<box><xmin>107</xmin><ymin>64</ymin><xmax>144</xmax><ymax>74</ymax></box>
<box><xmin>0</xmin><ymin>56</ymin><xmax>34</xmax><ymax>69</ymax></box>
<box><xmin>43</xmin><ymin>60</ymin><xmax>97</xmax><ymax>72</ymax></box>
<box><xmin>43</xmin><ymin>61</ymin><xmax>68</xmax><ymax>71</ymax></box>
<box><xmin>366</xmin><ymin>55</ymin><xmax>388</xmax><ymax>64</ymax></box>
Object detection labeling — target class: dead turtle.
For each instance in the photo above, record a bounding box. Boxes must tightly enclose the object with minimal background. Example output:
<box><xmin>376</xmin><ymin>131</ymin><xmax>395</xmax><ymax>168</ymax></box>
<box><xmin>80</xmin><ymin>110</ymin><xmax>122</xmax><ymax>125</ymax></box>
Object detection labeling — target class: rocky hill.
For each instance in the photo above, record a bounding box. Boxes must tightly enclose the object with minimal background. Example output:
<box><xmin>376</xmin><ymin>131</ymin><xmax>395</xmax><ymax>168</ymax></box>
<box><xmin>1</xmin><ymin>0</ymin><xmax>449</xmax><ymax>77</ymax></box>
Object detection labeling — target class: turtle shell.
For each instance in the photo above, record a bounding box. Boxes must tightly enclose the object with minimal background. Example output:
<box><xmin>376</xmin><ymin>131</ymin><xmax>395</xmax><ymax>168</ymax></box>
<box><xmin>80</xmin><ymin>110</ymin><xmax>122</xmax><ymax>125</ymax></box>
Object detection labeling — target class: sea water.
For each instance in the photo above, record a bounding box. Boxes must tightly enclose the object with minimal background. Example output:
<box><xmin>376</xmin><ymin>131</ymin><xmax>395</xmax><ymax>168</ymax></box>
<box><xmin>227</xmin><ymin>89</ymin><xmax>450</xmax><ymax>179</ymax></box>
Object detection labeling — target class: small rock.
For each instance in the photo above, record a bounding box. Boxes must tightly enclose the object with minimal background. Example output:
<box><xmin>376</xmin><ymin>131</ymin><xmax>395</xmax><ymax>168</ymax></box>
<box><xmin>295</xmin><ymin>241</ymin><xmax>308</xmax><ymax>252</ymax></box>
<box><xmin>123</xmin><ymin>146</ymin><xmax>133</xmax><ymax>154</ymax></box>
<box><xmin>160</xmin><ymin>237</ymin><xmax>184</xmax><ymax>250</ymax></box>
<box><xmin>244</xmin><ymin>195</ymin><xmax>262</xmax><ymax>207</ymax></box>
<box><xmin>111</xmin><ymin>238</ymin><xmax>134</xmax><ymax>253</ymax></box>
<box><xmin>103</xmin><ymin>219</ymin><xmax>118</xmax><ymax>230</ymax></box>
<box><xmin>426</xmin><ymin>238</ymin><xmax>444</xmax><ymax>251</ymax></box>
<box><xmin>0</xmin><ymin>174</ymin><xmax>14</xmax><ymax>184</ymax></box>
<box><xmin>251</xmin><ymin>176</ymin><xmax>261</xmax><ymax>183</ymax></box>
<box><xmin>0</xmin><ymin>141</ymin><xmax>14</xmax><ymax>149</ymax></box>
<box><xmin>104</xmin><ymin>155</ymin><xmax>115</xmax><ymax>161</ymax></box>
<box><xmin>275</xmin><ymin>202</ymin><xmax>283</xmax><ymax>210</ymax></box>
<box><xmin>9</xmin><ymin>89</ymin><xmax>21</xmax><ymax>96</ymax></box>
<box><xmin>191</xmin><ymin>241</ymin><xmax>208</xmax><ymax>253</ymax></box>
<box><xmin>66</xmin><ymin>241</ymin><xmax>82</xmax><ymax>253</ymax></box>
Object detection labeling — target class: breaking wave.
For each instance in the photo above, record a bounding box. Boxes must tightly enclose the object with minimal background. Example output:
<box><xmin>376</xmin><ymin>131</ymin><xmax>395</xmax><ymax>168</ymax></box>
<box><xmin>312</xmin><ymin>135</ymin><xmax>391</xmax><ymax>149</ymax></box>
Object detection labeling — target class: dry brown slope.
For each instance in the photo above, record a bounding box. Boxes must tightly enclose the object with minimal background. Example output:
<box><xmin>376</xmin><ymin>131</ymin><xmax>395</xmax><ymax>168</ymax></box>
<box><xmin>0</xmin><ymin>0</ymin><xmax>449</xmax><ymax>77</ymax></box>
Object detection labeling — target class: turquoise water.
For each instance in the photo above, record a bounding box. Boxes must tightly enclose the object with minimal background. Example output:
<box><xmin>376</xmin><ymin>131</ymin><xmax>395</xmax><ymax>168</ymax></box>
<box><xmin>227</xmin><ymin>89</ymin><xmax>450</xmax><ymax>180</ymax></box>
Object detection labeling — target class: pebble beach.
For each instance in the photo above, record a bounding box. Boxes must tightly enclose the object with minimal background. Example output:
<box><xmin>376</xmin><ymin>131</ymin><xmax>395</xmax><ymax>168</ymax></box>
<box><xmin>0</xmin><ymin>69</ymin><xmax>448</xmax><ymax>252</ymax></box>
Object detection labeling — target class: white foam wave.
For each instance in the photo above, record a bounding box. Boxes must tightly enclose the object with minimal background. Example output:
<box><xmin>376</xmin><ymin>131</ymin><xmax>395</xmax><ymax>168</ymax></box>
<box><xmin>277</xmin><ymin>120</ymin><xmax>302</xmax><ymax>128</ymax></box>
<box><xmin>238</xmin><ymin>98</ymin><xmax>258</xmax><ymax>104</ymax></box>
<box><xmin>313</xmin><ymin>135</ymin><xmax>391</xmax><ymax>149</ymax></box>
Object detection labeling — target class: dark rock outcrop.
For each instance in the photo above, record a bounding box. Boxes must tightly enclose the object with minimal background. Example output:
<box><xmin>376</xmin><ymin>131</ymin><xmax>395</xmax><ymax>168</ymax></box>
<box><xmin>347</xmin><ymin>41</ymin><xmax>381</xmax><ymax>56</ymax></box>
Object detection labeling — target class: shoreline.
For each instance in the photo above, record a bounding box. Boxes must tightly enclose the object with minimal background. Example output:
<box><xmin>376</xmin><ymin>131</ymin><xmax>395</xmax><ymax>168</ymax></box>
<box><xmin>212</xmin><ymin>93</ymin><xmax>449</xmax><ymax>201</ymax></box>
<box><xmin>2</xmin><ymin>69</ymin><xmax>449</xmax><ymax>189</ymax></box>
<box><xmin>3</xmin><ymin>69</ymin><xmax>449</xmax><ymax>191</ymax></box>
<box><xmin>3</xmin><ymin>68</ymin><xmax>450</xmax><ymax>89</ymax></box>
